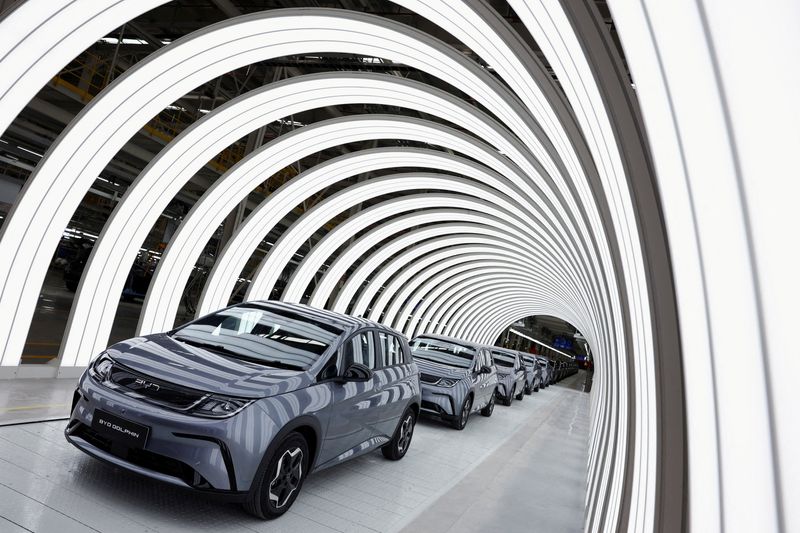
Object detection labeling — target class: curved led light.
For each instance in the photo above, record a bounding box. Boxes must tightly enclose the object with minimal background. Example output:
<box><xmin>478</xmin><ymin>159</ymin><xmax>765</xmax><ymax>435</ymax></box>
<box><xmin>276</xmin><ymin>192</ymin><xmax>586</xmax><ymax>309</ymax></box>
<box><xmin>388</xmin><ymin>252</ymin><xmax>577</xmax><ymax>334</ymax></box>
<box><xmin>342</xmin><ymin>237</ymin><xmax>552</xmax><ymax>318</ymax></box>
<box><xmin>138</xmin><ymin>116</ymin><xmax>595</xmax><ymax>338</ymax></box>
<box><xmin>0</xmin><ymin>0</ymin><xmax>167</xmax><ymax>137</ymax></box>
<box><xmin>0</xmin><ymin>9</ymin><xmax>605</xmax><ymax>371</ymax></box>
<box><xmin>199</xmin><ymin>142</ymin><xmax>571</xmax><ymax>316</ymax></box>
<box><xmin>60</xmin><ymin>71</ymin><xmax>589</xmax><ymax>366</ymax></box>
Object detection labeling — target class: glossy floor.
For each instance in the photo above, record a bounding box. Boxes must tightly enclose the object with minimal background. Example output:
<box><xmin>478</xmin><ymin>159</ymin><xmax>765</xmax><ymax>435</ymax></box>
<box><xmin>0</xmin><ymin>373</ymin><xmax>589</xmax><ymax>533</ymax></box>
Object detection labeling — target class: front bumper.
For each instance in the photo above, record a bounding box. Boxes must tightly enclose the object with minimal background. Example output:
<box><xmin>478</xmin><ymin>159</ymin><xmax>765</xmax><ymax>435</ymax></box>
<box><xmin>65</xmin><ymin>372</ymin><xmax>273</xmax><ymax>495</ymax></box>
<box><xmin>420</xmin><ymin>383</ymin><xmax>457</xmax><ymax>418</ymax></box>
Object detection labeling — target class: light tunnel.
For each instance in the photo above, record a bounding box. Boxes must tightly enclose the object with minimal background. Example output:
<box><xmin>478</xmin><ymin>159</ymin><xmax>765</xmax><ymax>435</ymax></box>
<box><xmin>0</xmin><ymin>1</ymin><xmax>796</xmax><ymax>532</ymax></box>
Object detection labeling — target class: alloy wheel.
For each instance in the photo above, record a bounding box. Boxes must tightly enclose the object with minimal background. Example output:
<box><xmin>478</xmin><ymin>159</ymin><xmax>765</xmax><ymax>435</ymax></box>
<box><xmin>269</xmin><ymin>447</ymin><xmax>303</xmax><ymax>509</ymax></box>
<box><xmin>397</xmin><ymin>414</ymin><xmax>414</xmax><ymax>453</ymax></box>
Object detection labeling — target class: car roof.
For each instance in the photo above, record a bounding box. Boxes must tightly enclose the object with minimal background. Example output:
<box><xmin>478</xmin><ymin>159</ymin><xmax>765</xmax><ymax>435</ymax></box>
<box><xmin>410</xmin><ymin>333</ymin><xmax>483</xmax><ymax>350</ymax></box>
<box><xmin>243</xmin><ymin>300</ymin><xmax>400</xmax><ymax>336</ymax></box>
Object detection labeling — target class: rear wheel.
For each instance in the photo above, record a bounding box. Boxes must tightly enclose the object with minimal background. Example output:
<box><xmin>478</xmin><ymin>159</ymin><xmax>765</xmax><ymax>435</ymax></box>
<box><xmin>382</xmin><ymin>408</ymin><xmax>416</xmax><ymax>460</ymax></box>
<box><xmin>244</xmin><ymin>433</ymin><xmax>308</xmax><ymax>519</ymax></box>
<box><xmin>450</xmin><ymin>395</ymin><xmax>473</xmax><ymax>430</ymax></box>
<box><xmin>480</xmin><ymin>391</ymin><xmax>495</xmax><ymax>417</ymax></box>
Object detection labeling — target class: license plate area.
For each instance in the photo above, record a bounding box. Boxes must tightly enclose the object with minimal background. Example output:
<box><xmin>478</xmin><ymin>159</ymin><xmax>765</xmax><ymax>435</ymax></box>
<box><xmin>91</xmin><ymin>409</ymin><xmax>149</xmax><ymax>449</ymax></box>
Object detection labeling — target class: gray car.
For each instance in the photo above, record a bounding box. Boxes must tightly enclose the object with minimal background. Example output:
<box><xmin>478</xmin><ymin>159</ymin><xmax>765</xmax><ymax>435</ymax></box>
<box><xmin>65</xmin><ymin>301</ymin><xmax>421</xmax><ymax>519</ymax></box>
<box><xmin>519</xmin><ymin>353</ymin><xmax>542</xmax><ymax>394</ymax></box>
<box><xmin>410</xmin><ymin>334</ymin><xmax>498</xmax><ymax>430</ymax></box>
<box><xmin>536</xmin><ymin>355</ymin><xmax>553</xmax><ymax>388</ymax></box>
<box><xmin>490</xmin><ymin>347</ymin><xmax>526</xmax><ymax>405</ymax></box>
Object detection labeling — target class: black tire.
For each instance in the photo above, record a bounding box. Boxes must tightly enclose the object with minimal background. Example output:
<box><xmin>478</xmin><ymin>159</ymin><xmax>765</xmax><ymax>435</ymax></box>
<box><xmin>480</xmin><ymin>391</ymin><xmax>495</xmax><ymax>417</ymax></box>
<box><xmin>534</xmin><ymin>382</ymin><xmax>540</xmax><ymax>393</ymax></box>
<box><xmin>382</xmin><ymin>408</ymin><xmax>416</xmax><ymax>460</ymax></box>
<box><xmin>501</xmin><ymin>386</ymin><xmax>513</xmax><ymax>406</ymax></box>
<box><xmin>450</xmin><ymin>395</ymin><xmax>473</xmax><ymax>430</ymax></box>
<box><xmin>524</xmin><ymin>382</ymin><xmax>532</xmax><ymax>395</ymax></box>
<box><xmin>244</xmin><ymin>433</ymin><xmax>309</xmax><ymax>520</ymax></box>
<box><xmin>515</xmin><ymin>385</ymin><xmax>525</xmax><ymax>401</ymax></box>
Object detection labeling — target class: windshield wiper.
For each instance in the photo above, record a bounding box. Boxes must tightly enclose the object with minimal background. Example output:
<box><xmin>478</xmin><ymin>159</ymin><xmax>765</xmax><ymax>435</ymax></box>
<box><xmin>173</xmin><ymin>336</ymin><xmax>239</xmax><ymax>357</ymax></box>
<box><xmin>173</xmin><ymin>336</ymin><xmax>303</xmax><ymax>371</ymax></box>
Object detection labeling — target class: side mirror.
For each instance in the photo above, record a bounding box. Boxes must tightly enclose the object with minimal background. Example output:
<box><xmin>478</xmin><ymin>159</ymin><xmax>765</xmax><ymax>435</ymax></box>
<box><xmin>338</xmin><ymin>362</ymin><xmax>373</xmax><ymax>383</ymax></box>
<box><xmin>478</xmin><ymin>365</ymin><xmax>492</xmax><ymax>375</ymax></box>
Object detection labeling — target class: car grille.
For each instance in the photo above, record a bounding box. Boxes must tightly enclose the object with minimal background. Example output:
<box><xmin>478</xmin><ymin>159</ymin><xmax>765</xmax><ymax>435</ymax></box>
<box><xmin>107</xmin><ymin>362</ymin><xmax>206</xmax><ymax>410</ymax></box>
<box><xmin>419</xmin><ymin>373</ymin><xmax>440</xmax><ymax>384</ymax></box>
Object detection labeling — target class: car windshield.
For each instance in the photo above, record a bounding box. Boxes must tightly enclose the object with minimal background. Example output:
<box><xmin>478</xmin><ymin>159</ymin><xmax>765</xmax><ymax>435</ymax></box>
<box><xmin>410</xmin><ymin>337</ymin><xmax>475</xmax><ymax>369</ymax></box>
<box><xmin>492</xmin><ymin>351</ymin><xmax>516</xmax><ymax>368</ymax></box>
<box><xmin>172</xmin><ymin>304</ymin><xmax>343</xmax><ymax>371</ymax></box>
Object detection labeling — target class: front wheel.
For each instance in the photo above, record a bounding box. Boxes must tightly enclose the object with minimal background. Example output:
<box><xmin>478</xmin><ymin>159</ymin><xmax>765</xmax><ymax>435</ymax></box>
<box><xmin>244</xmin><ymin>432</ymin><xmax>309</xmax><ymax>519</ymax></box>
<box><xmin>383</xmin><ymin>408</ymin><xmax>416</xmax><ymax>460</ymax></box>
<box><xmin>524</xmin><ymin>382</ymin><xmax>532</xmax><ymax>395</ymax></box>
<box><xmin>480</xmin><ymin>391</ymin><xmax>495</xmax><ymax>417</ymax></box>
<box><xmin>450</xmin><ymin>395</ymin><xmax>473</xmax><ymax>430</ymax></box>
<box><xmin>501</xmin><ymin>386</ymin><xmax>513</xmax><ymax>406</ymax></box>
<box><xmin>515</xmin><ymin>385</ymin><xmax>525</xmax><ymax>401</ymax></box>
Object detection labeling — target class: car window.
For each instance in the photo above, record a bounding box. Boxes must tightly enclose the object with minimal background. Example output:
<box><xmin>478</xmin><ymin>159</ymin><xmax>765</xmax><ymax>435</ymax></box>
<box><xmin>341</xmin><ymin>331</ymin><xmax>377</xmax><ymax>370</ymax></box>
<box><xmin>410</xmin><ymin>337</ymin><xmax>475</xmax><ymax>369</ymax></box>
<box><xmin>491</xmin><ymin>350</ymin><xmax>516</xmax><ymax>368</ymax></box>
<box><xmin>377</xmin><ymin>331</ymin><xmax>404</xmax><ymax>367</ymax></box>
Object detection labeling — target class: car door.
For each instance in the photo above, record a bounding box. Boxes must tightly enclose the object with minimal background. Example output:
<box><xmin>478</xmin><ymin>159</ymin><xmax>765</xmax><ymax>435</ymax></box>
<box><xmin>372</xmin><ymin>330</ymin><xmax>414</xmax><ymax>438</ymax></box>
<box><xmin>472</xmin><ymin>348</ymin><xmax>491</xmax><ymax>408</ymax></box>
<box><xmin>317</xmin><ymin>329</ymin><xmax>382</xmax><ymax>467</ymax></box>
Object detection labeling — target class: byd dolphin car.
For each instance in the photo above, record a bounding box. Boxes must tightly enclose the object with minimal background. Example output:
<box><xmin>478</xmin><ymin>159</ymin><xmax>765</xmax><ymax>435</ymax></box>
<box><xmin>410</xmin><ymin>334</ymin><xmax>498</xmax><ymax>430</ymax></box>
<box><xmin>519</xmin><ymin>352</ymin><xmax>542</xmax><ymax>394</ymax></box>
<box><xmin>490</xmin><ymin>347</ymin><xmax>526</xmax><ymax>405</ymax></box>
<box><xmin>65</xmin><ymin>301</ymin><xmax>420</xmax><ymax>519</ymax></box>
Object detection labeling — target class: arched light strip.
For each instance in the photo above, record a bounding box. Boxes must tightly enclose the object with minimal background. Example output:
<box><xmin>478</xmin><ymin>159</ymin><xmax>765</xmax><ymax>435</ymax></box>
<box><xmin>373</xmin><ymin>231</ymin><xmax>571</xmax><ymax>329</ymax></box>
<box><xmin>276</xmin><ymin>192</ymin><xmax>590</xmax><ymax>315</ymax></box>
<box><xmin>402</xmin><ymin>267</ymin><xmax>580</xmax><ymax>340</ymax></box>
<box><xmin>507</xmin><ymin>3</ymin><xmax>661</xmax><ymax>529</ymax></box>
<box><xmin>608</xmin><ymin>1</ymin><xmax>798</xmax><ymax>531</ymax></box>
<box><xmin>1</xmin><ymin>9</ymin><xmax>605</xmax><ymax>369</ymax></box>
<box><xmin>424</xmin><ymin>281</ymin><xmax>552</xmax><ymax>340</ymax></box>
<box><xmin>199</xmin><ymin>139</ymin><xmax>579</xmax><ymax>317</ymax></box>
<box><xmin>305</xmin><ymin>170</ymin><xmax>588</xmax><ymax>312</ymax></box>
<box><xmin>388</xmin><ymin>1</ymin><xmax>616</xmax><ymax>350</ymax></box>
<box><xmin>409</xmin><ymin>266</ymin><xmax>585</xmax><ymax>341</ymax></box>
<box><xmin>59</xmin><ymin>71</ymin><xmax>593</xmax><ymax>366</ymax></box>
<box><xmin>0</xmin><ymin>0</ymin><xmax>166</xmax><ymax>137</ymax></box>
<box><xmin>62</xmin><ymin>112</ymin><xmax>577</xmax><ymax>366</ymax></box>
<box><xmin>448</xmin><ymin>285</ymin><xmax>577</xmax><ymax>341</ymax></box>
<box><xmin>377</xmin><ymin>246</ymin><xmax>582</xmax><ymax>334</ymax></box>
<box><xmin>389</xmin><ymin>0</ymin><xmax>619</xmax><ymax>348</ymax></box>
<box><xmin>140</xmin><ymin>115</ymin><xmax>599</xmax><ymax>338</ymax></box>
<box><xmin>341</xmin><ymin>229</ymin><xmax>574</xmax><ymax>323</ymax></box>
<box><xmin>476</xmin><ymin>304</ymin><xmax>561</xmax><ymax>345</ymax></box>
<box><xmin>338</xmin><ymin>236</ymin><xmax>549</xmax><ymax>318</ymax></box>
<box><xmin>391</xmin><ymin>251</ymin><xmax>575</xmax><ymax>337</ymax></box>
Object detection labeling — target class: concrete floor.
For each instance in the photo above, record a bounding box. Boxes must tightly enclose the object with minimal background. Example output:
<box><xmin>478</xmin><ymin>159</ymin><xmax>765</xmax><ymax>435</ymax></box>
<box><xmin>0</xmin><ymin>373</ymin><xmax>589</xmax><ymax>533</ymax></box>
<box><xmin>0</xmin><ymin>379</ymin><xmax>76</xmax><ymax>425</ymax></box>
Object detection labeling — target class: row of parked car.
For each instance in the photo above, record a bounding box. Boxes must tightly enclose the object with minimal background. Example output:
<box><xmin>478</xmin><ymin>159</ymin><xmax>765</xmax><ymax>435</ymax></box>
<box><xmin>65</xmin><ymin>301</ymin><xmax>579</xmax><ymax>519</ymax></box>
<box><xmin>412</xmin><ymin>334</ymin><xmax>577</xmax><ymax>429</ymax></box>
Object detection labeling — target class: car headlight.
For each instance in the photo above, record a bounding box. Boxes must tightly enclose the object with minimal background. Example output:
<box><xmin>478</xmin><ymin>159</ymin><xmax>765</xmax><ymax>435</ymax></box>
<box><xmin>436</xmin><ymin>377</ymin><xmax>459</xmax><ymax>387</ymax></box>
<box><xmin>191</xmin><ymin>395</ymin><xmax>254</xmax><ymax>418</ymax></box>
<box><xmin>88</xmin><ymin>352</ymin><xmax>113</xmax><ymax>382</ymax></box>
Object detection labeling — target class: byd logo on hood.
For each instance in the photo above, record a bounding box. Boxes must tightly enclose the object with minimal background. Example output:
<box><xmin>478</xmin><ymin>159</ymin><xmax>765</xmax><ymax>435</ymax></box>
<box><xmin>134</xmin><ymin>378</ymin><xmax>160</xmax><ymax>391</ymax></box>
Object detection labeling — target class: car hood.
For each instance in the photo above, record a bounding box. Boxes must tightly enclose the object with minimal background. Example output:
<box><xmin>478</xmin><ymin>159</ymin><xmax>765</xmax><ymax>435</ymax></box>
<box><xmin>105</xmin><ymin>334</ymin><xmax>311</xmax><ymax>399</ymax></box>
<box><xmin>414</xmin><ymin>358</ymin><xmax>470</xmax><ymax>379</ymax></box>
